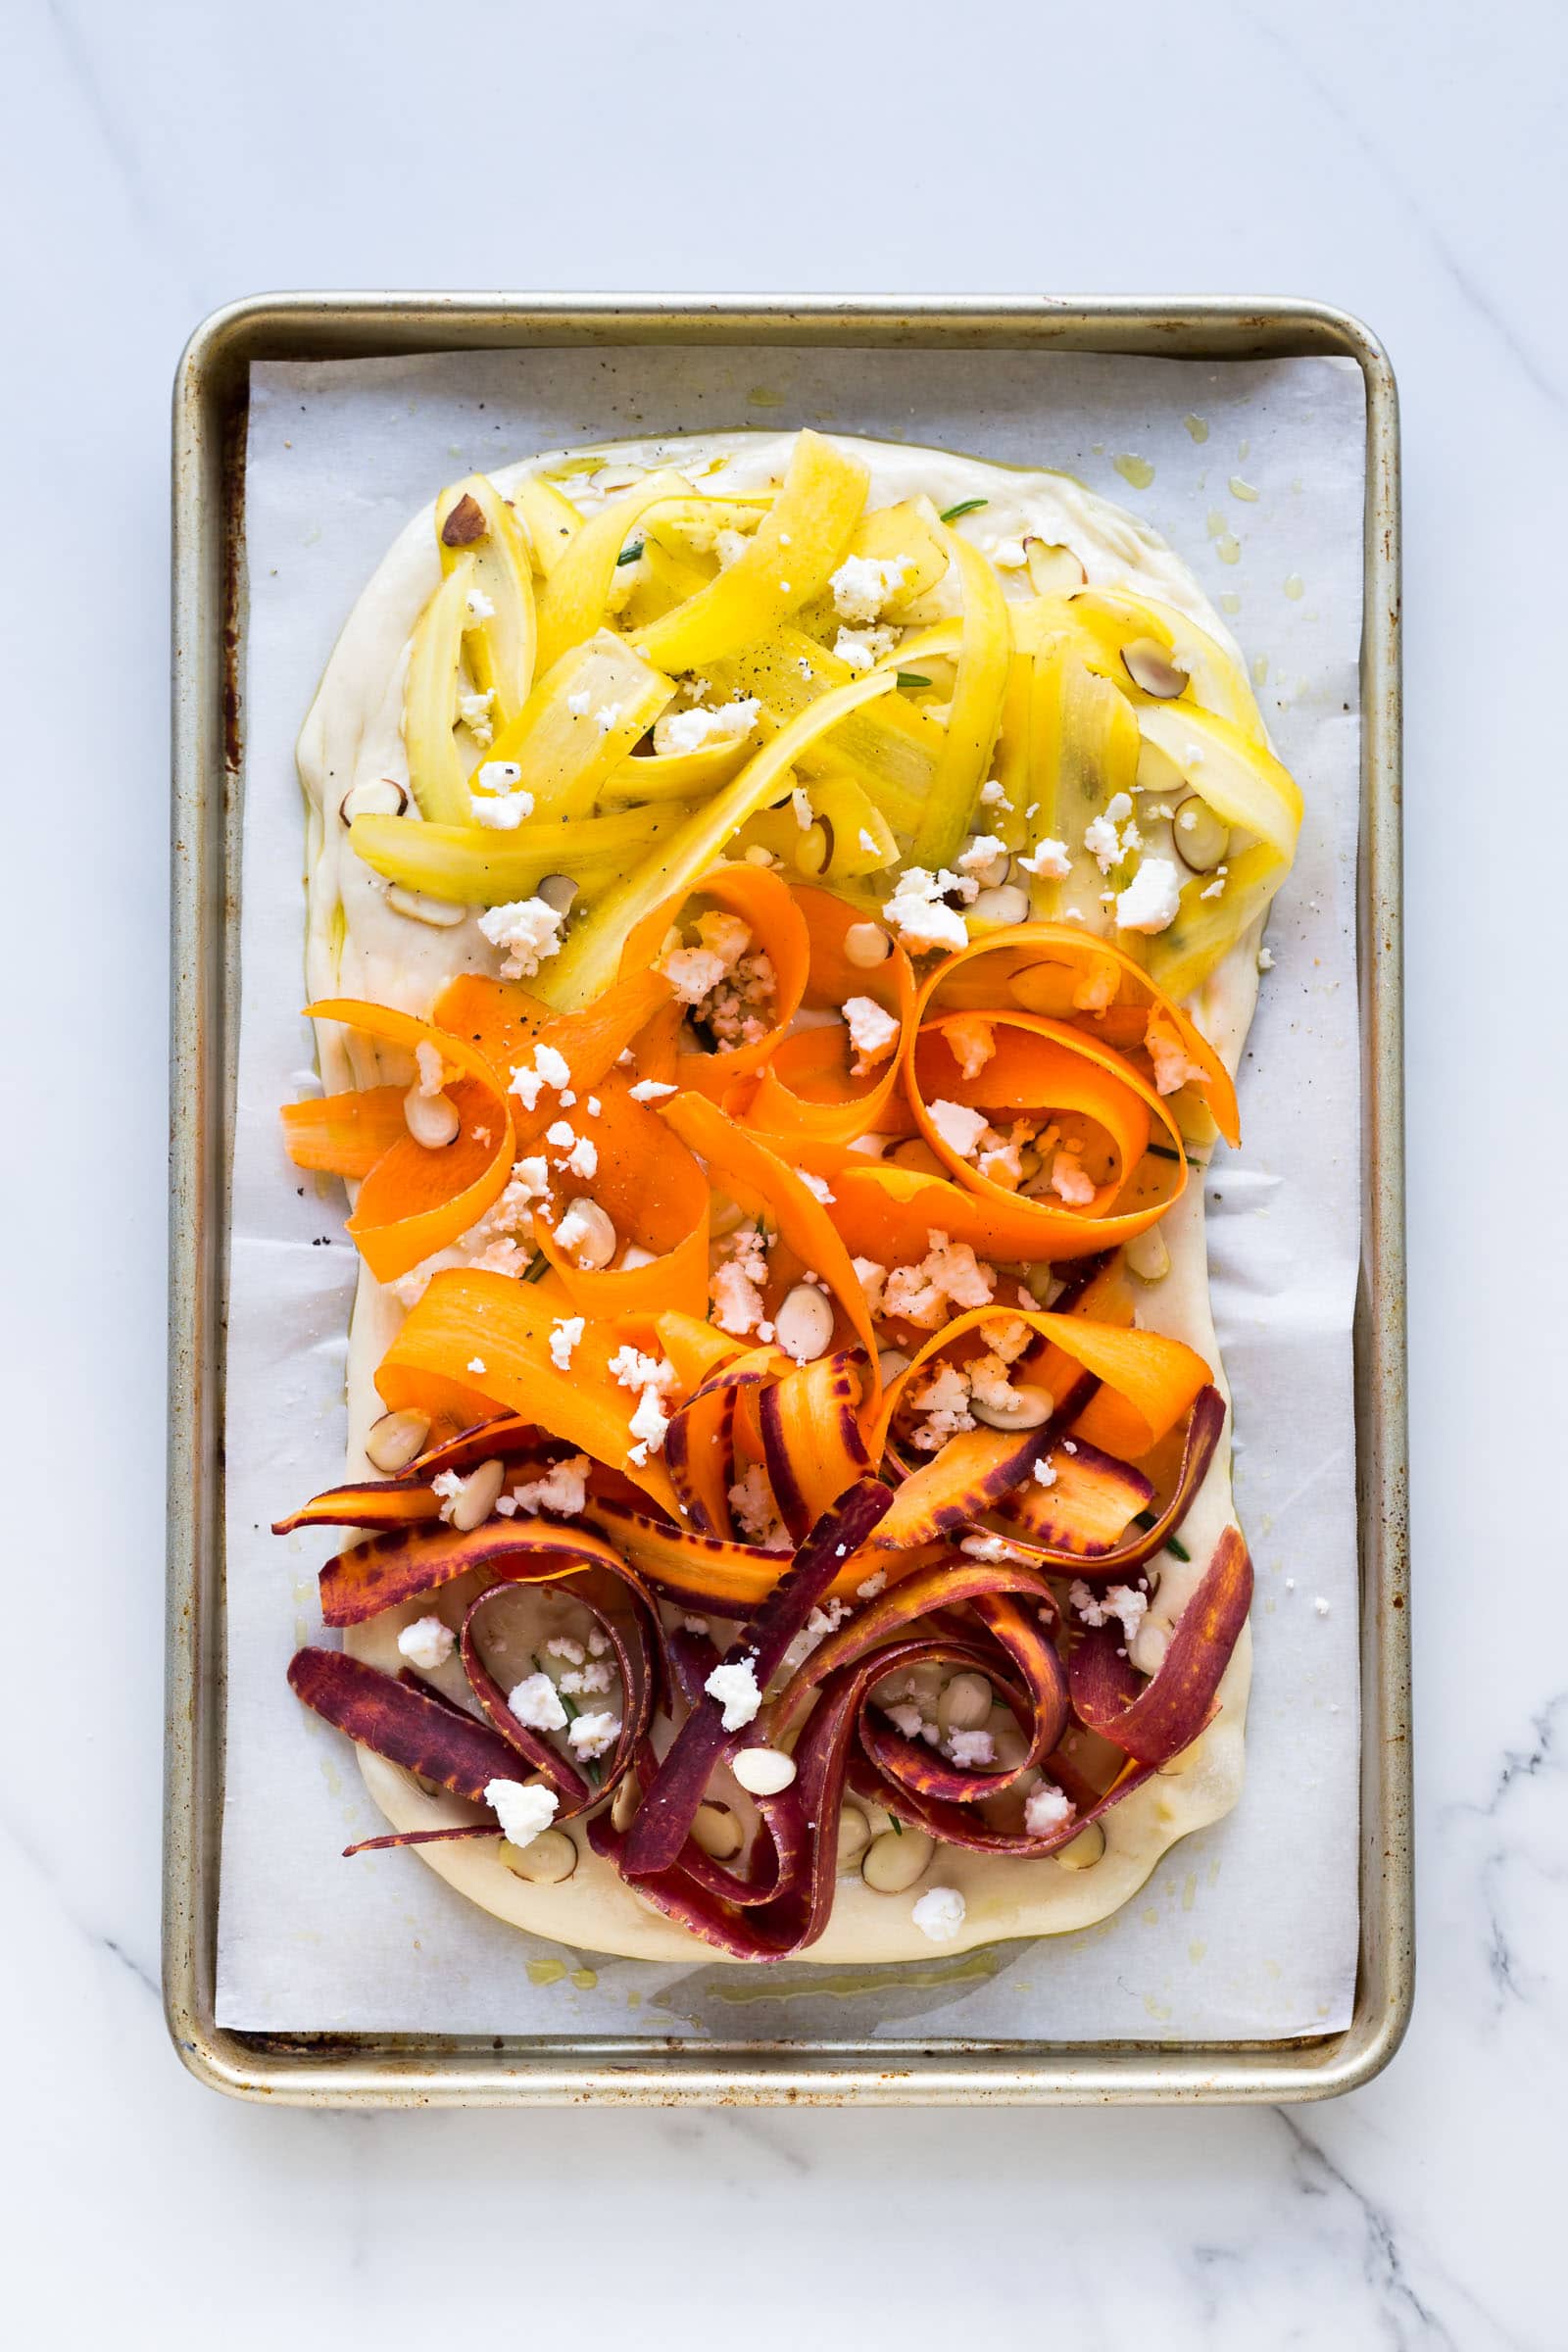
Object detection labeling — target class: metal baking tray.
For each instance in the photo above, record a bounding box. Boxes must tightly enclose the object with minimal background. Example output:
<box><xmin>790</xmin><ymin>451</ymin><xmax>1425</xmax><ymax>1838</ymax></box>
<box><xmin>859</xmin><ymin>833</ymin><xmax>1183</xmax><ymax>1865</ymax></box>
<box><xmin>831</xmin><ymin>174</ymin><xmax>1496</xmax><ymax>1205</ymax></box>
<box><xmin>167</xmin><ymin>293</ymin><xmax>1407</xmax><ymax>2105</ymax></box>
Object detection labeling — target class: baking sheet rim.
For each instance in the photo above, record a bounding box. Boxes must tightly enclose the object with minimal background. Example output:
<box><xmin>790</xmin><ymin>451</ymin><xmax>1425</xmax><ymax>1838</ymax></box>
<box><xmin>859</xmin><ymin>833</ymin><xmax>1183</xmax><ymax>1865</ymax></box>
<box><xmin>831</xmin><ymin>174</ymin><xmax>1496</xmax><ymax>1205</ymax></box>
<box><xmin>165</xmin><ymin>290</ymin><xmax>1408</xmax><ymax>2106</ymax></box>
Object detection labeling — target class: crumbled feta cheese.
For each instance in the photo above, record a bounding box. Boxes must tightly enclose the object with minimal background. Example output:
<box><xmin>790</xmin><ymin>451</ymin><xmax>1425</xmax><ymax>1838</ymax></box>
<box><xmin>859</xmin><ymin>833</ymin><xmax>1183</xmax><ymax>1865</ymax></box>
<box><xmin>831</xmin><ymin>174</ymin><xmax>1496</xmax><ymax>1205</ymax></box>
<box><xmin>979</xmin><ymin>779</ymin><xmax>1009</xmax><ymax>808</ymax></box>
<box><xmin>484</xmin><ymin>1779</ymin><xmax>558</xmax><ymax>1850</ymax></box>
<box><xmin>1023</xmin><ymin>1782</ymin><xmax>1074</xmax><ymax>1838</ymax></box>
<box><xmin>510</xmin><ymin>1154</ymin><xmax>551</xmax><ymax>1202</ymax></box>
<box><xmin>882</xmin><ymin>1230</ymin><xmax>996</xmax><ymax>1329</ymax></box>
<box><xmin>843</xmin><ymin>994</ymin><xmax>901</xmax><ymax>1078</ymax></box>
<box><xmin>1105</xmin><ymin>792</ymin><xmax>1133</xmax><ymax>824</ymax></box>
<box><xmin>790</xmin><ymin>785</ymin><xmax>814</xmax><ymax>830</ymax></box>
<box><xmin>711</xmin><ymin>1257</ymin><xmax>765</xmax><ymax>1338</ymax></box>
<box><xmin>927</xmin><ymin>1098</ymin><xmax>990</xmax><ymax>1159</ymax></box>
<box><xmin>507</xmin><ymin>1672</ymin><xmax>568</xmax><ymax>1732</ymax></box>
<box><xmin>474</xmin><ymin>760</ymin><xmax>522</xmax><ymax>792</ymax></box>
<box><xmin>1257</xmin><ymin>946</ymin><xmax>1275</xmax><ymax>972</ymax></box>
<box><xmin>1145</xmin><ymin>1021</ymin><xmax>1207</xmax><ymax>1097</ymax></box>
<box><xmin>593</xmin><ymin>703</ymin><xmax>621</xmax><ymax>734</ymax></box>
<box><xmin>882</xmin><ymin>867</ymin><xmax>970</xmax><ymax>956</ymax></box>
<box><xmin>795</xmin><ymin>1167</ymin><xmax>835</xmax><ymax>1203</ymax></box>
<box><xmin>561</xmin><ymin>1661</ymin><xmax>612</xmax><ymax>1695</ymax></box>
<box><xmin>397</xmin><ymin>1614</ymin><xmax>455</xmax><ymax>1671</ymax></box>
<box><xmin>705</xmin><ymin>1658</ymin><xmax>762</xmax><ymax>1731</ymax></box>
<box><xmin>830</xmin><ymin>553</ymin><xmax>906</xmax><ymax>624</ymax></box>
<box><xmin>1083</xmin><ymin>812</ymin><xmax>1123</xmax><ymax>873</ymax></box>
<box><xmin>466</xmin><ymin>1356</ymin><xmax>488</xmax><ymax>1376</ymax></box>
<box><xmin>466</xmin><ymin>587</ymin><xmax>495</xmax><ymax>622</ymax></box>
<box><xmin>946</xmin><ymin>1729</ymin><xmax>996</xmax><ymax>1770</ymax></box>
<box><xmin>851</xmin><ymin>1255</ymin><xmax>887</xmax><ymax>1314</ymax></box>
<box><xmin>469</xmin><ymin>788</ymin><xmax>534</xmax><ymax>829</ymax></box>
<box><xmin>956</xmin><ymin>833</ymin><xmax>1008</xmax><ymax>875</ymax></box>
<box><xmin>728</xmin><ymin>1462</ymin><xmax>788</xmax><ymax>1549</ymax></box>
<box><xmin>1033</xmin><ymin>1458</ymin><xmax>1058</xmax><ymax>1489</ymax></box>
<box><xmin>911</xmin><ymin>1886</ymin><xmax>966</xmax><ymax>1941</ymax></box>
<box><xmin>546</xmin><ymin>1637</ymin><xmax>586</xmax><ymax>1664</ymax></box>
<box><xmin>945</xmin><ymin>1015</ymin><xmax>996</xmax><ymax>1082</ymax></box>
<box><xmin>886</xmin><ymin>1701</ymin><xmax>925</xmax><ymax>1739</ymax></box>
<box><xmin>565</xmin><ymin>689</ymin><xmax>591</xmax><ymax>717</ymax></box>
<box><xmin>1114</xmin><ymin>857</ymin><xmax>1183</xmax><ymax>936</ymax></box>
<box><xmin>548</xmin><ymin>1315</ymin><xmax>584</xmax><ymax>1371</ymax></box>
<box><xmin>532</xmin><ymin>1043</ymin><xmax>570</xmax><ymax>1091</ymax></box>
<box><xmin>629</xmin><ymin>1078</ymin><xmax>676</xmax><ymax>1103</ymax></box>
<box><xmin>508</xmin><ymin>1454</ymin><xmax>591</xmax><ymax>1518</ymax></box>
<box><xmin>626</xmin><ymin>1384</ymin><xmax>671</xmax><ymax>1459</ymax></box>
<box><xmin>429</xmin><ymin>1469</ymin><xmax>466</xmax><ymax>1522</ymax></box>
<box><xmin>652</xmin><ymin>698</ymin><xmax>760</xmax><ymax>758</ymax></box>
<box><xmin>567</xmin><ymin>1710</ymin><xmax>621</xmax><ymax>1761</ymax></box>
<box><xmin>857</xmin><ymin>1569</ymin><xmax>888</xmax><ymax>1599</ymax></box>
<box><xmin>1314</xmin><ymin>1594</ymin><xmax>1332</xmax><ymax>1617</ymax></box>
<box><xmin>833</xmin><ymin>623</ymin><xmax>898</xmax><ymax>671</ymax></box>
<box><xmin>1013</xmin><ymin>835</ymin><xmax>1071</xmax><ymax>883</ymax></box>
<box><xmin>1050</xmin><ymin>1148</ymin><xmax>1096</xmax><ymax>1206</ymax></box>
<box><xmin>459</xmin><ymin>688</ymin><xmax>495</xmax><ymax>745</ymax></box>
<box><xmin>1069</xmin><ymin>1580</ymin><xmax>1149</xmax><ymax>1644</ymax></box>
<box><xmin>478</xmin><ymin>895</ymin><xmax>565</xmax><ymax>979</ymax></box>
<box><xmin>659</xmin><ymin>946</ymin><xmax>729</xmax><ymax>1005</ymax></box>
<box><xmin>987</xmin><ymin>535</ymin><xmax>1028</xmax><ymax>568</ymax></box>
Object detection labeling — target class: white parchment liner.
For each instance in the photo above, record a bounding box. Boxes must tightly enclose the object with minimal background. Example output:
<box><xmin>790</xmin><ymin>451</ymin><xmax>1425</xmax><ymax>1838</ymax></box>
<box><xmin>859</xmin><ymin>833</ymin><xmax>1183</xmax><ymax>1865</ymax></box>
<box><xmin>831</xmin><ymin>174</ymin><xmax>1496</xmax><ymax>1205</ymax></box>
<box><xmin>217</xmin><ymin>345</ymin><xmax>1364</xmax><ymax>2039</ymax></box>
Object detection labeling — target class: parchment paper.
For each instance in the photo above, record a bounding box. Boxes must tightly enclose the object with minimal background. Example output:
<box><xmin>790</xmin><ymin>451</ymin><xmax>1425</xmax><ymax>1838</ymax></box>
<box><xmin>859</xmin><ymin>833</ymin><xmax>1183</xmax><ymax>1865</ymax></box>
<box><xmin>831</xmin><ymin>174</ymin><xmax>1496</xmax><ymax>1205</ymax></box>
<box><xmin>217</xmin><ymin>344</ymin><xmax>1365</xmax><ymax>2039</ymax></box>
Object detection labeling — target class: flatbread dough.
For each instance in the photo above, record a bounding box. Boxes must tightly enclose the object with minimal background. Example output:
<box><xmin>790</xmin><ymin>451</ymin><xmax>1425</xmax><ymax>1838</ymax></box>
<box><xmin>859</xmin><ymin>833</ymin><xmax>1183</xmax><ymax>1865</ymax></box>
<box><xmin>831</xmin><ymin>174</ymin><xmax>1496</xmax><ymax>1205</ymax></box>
<box><xmin>295</xmin><ymin>430</ymin><xmax>1272</xmax><ymax>1964</ymax></box>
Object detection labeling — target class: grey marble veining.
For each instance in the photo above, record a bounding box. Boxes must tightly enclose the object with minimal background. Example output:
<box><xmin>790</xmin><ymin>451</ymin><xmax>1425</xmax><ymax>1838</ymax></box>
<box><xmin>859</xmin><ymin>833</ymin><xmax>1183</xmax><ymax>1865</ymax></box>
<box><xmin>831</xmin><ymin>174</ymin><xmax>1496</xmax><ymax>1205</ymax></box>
<box><xmin>4</xmin><ymin>0</ymin><xmax>1564</xmax><ymax>2344</ymax></box>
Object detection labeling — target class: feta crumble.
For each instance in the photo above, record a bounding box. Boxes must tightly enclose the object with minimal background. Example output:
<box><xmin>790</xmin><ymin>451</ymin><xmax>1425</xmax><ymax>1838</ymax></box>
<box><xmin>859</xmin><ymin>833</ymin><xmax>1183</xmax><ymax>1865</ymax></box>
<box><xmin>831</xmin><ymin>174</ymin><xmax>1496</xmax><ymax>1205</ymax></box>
<box><xmin>397</xmin><ymin>1615</ymin><xmax>455</xmax><ymax>1671</ymax></box>
<box><xmin>485</xmin><ymin>1779</ymin><xmax>559</xmax><ymax>1851</ymax></box>
<box><xmin>1023</xmin><ymin>1782</ymin><xmax>1074</xmax><ymax>1838</ymax></box>
<box><xmin>507</xmin><ymin>1672</ymin><xmax>568</xmax><ymax>1733</ymax></box>
<box><xmin>548</xmin><ymin>1315</ymin><xmax>584</xmax><ymax>1371</ymax></box>
<box><xmin>478</xmin><ymin>895</ymin><xmax>565</xmax><ymax>979</ymax></box>
<box><xmin>882</xmin><ymin>867</ymin><xmax>970</xmax><ymax>956</ymax></box>
<box><xmin>567</xmin><ymin>1710</ymin><xmax>621</xmax><ymax>1761</ymax></box>
<box><xmin>910</xmin><ymin>1886</ymin><xmax>966</xmax><ymax>1942</ymax></box>
<box><xmin>705</xmin><ymin>1658</ymin><xmax>762</xmax><ymax>1731</ymax></box>
<box><xmin>652</xmin><ymin>698</ymin><xmax>760</xmax><ymax>758</ymax></box>
<box><xmin>629</xmin><ymin>1078</ymin><xmax>676</xmax><ymax>1103</ymax></box>
<box><xmin>1114</xmin><ymin>857</ymin><xmax>1183</xmax><ymax>936</ymax></box>
<box><xmin>830</xmin><ymin>553</ymin><xmax>907</xmax><ymax>624</ymax></box>
<box><xmin>506</xmin><ymin>1454</ymin><xmax>590</xmax><ymax>1519</ymax></box>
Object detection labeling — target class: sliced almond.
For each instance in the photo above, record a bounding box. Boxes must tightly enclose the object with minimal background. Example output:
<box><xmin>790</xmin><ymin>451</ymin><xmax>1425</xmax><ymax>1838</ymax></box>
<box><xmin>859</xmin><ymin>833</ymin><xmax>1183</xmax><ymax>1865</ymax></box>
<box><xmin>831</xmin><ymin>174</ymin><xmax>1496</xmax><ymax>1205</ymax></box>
<box><xmin>1170</xmin><ymin>795</ymin><xmax>1231</xmax><ymax>873</ymax></box>
<box><xmin>876</xmin><ymin>1346</ymin><xmax>912</xmax><ymax>1386</ymax></box>
<box><xmin>557</xmin><ymin>1196</ymin><xmax>616</xmax><ymax>1269</ymax></box>
<box><xmin>1024</xmin><ymin>538</ymin><xmax>1087</xmax><ymax>595</ymax></box>
<box><xmin>890</xmin><ymin>1137</ymin><xmax>947</xmax><ymax>1179</ymax></box>
<box><xmin>447</xmin><ymin>1456</ymin><xmax>507</xmax><ymax>1533</ymax></box>
<box><xmin>498</xmin><ymin>1827</ymin><xmax>577</xmax><ymax>1884</ymax></box>
<box><xmin>844</xmin><ymin>921</ymin><xmax>892</xmax><ymax>969</ymax></box>
<box><xmin>387</xmin><ymin>884</ymin><xmax>467</xmax><ymax>928</ymax></box>
<box><xmin>1125</xmin><ymin>1225</ymin><xmax>1170</xmax><ymax>1283</ymax></box>
<box><xmin>774</xmin><ymin>1282</ymin><xmax>835</xmax><ymax>1363</ymax></box>
<box><xmin>960</xmin><ymin>838</ymin><xmax>1011</xmax><ymax>889</ymax></box>
<box><xmin>835</xmin><ymin>1803</ymin><xmax>872</xmax><ymax>1873</ymax></box>
<box><xmin>365</xmin><ymin>1409</ymin><xmax>430</xmax><ymax>1475</ymax></box>
<box><xmin>861</xmin><ymin>1826</ymin><xmax>934</xmax><ymax>1894</ymax></box>
<box><xmin>936</xmin><ymin>1671</ymin><xmax>993</xmax><ymax>1735</ymax></box>
<box><xmin>536</xmin><ymin>873</ymin><xmax>579</xmax><ymax>914</ymax></box>
<box><xmin>967</xmin><ymin>883</ymin><xmax>1031</xmax><ymax>929</ymax></box>
<box><xmin>968</xmin><ymin>1382</ymin><xmax>1054</xmax><ymax>1432</ymax></box>
<box><xmin>1121</xmin><ymin>638</ymin><xmax>1190</xmax><ymax>699</ymax></box>
<box><xmin>403</xmin><ymin>1084</ymin><xmax>461</xmax><ymax>1149</ymax></box>
<box><xmin>1054</xmin><ymin>1820</ymin><xmax>1106</xmax><ymax>1870</ymax></box>
<box><xmin>440</xmin><ymin>492</ymin><xmax>487</xmax><ymax>548</ymax></box>
<box><xmin>731</xmin><ymin>1746</ymin><xmax>798</xmax><ymax>1796</ymax></box>
<box><xmin>794</xmin><ymin>820</ymin><xmax>830</xmax><ymax>877</ymax></box>
<box><xmin>691</xmin><ymin>1801</ymin><xmax>743</xmax><ymax>1860</ymax></box>
<box><xmin>339</xmin><ymin>776</ymin><xmax>408</xmax><ymax>824</ymax></box>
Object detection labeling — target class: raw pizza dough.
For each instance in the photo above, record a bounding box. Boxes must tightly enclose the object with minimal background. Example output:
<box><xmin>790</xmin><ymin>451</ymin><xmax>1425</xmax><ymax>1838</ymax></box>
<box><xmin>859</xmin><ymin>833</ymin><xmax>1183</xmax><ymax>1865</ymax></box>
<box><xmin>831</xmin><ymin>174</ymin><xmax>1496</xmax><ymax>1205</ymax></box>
<box><xmin>295</xmin><ymin>429</ymin><xmax>1273</xmax><ymax>1964</ymax></box>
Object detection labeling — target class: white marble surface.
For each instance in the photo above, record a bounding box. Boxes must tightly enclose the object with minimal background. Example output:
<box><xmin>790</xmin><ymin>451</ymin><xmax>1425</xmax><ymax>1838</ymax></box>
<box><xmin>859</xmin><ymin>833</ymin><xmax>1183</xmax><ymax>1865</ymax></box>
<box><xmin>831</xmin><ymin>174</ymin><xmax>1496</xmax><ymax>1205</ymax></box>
<box><xmin>2</xmin><ymin>0</ymin><xmax>1562</xmax><ymax>2343</ymax></box>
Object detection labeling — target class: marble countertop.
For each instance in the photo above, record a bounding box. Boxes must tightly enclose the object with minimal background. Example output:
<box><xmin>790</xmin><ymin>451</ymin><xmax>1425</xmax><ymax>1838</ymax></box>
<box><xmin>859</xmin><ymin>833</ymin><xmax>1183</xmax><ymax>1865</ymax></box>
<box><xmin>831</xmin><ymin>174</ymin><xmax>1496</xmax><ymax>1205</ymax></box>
<box><xmin>5</xmin><ymin>1</ymin><xmax>1562</xmax><ymax>2344</ymax></box>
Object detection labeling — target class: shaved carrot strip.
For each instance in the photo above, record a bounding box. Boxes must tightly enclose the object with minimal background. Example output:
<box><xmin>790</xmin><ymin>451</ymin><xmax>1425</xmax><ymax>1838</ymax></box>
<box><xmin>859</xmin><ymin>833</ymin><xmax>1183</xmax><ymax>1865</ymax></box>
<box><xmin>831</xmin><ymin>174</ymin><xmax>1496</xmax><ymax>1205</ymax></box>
<box><xmin>281</xmin><ymin>1085</ymin><xmax>407</xmax><ymax>1178</ymax></box>
<box><xmin>918</xmin><ymin>920</ymin><xmax>1240</xmax><ymax>1146</ymax></box>
<box><xmin>375</xmin><ymin>1268</ymin><xmax>678</xmax><ymax>1513</ymax></box>
<box><xmin>660</xmin><ymin>1092</ymin><xmax>881</xmax><ymax>1401</ymax></box>
<box><xmin>618</xmin><ymin>862</ymin><xmax>810</xmax><ymax>1100</ymax></box>
<box><xmin>743</xmin><ymin>888</ymin><xmax>915</xmax><ymax>1145</ymax></box>
<box><xmin>305</xmin><ymin>1001</ymin><xmax>514</xmax><ymax>1284</ymax></box>
<box><xmin>533</xmin><ymin>1068</ymin><xmax>711</xmax><ymax>1321</ymax></box>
